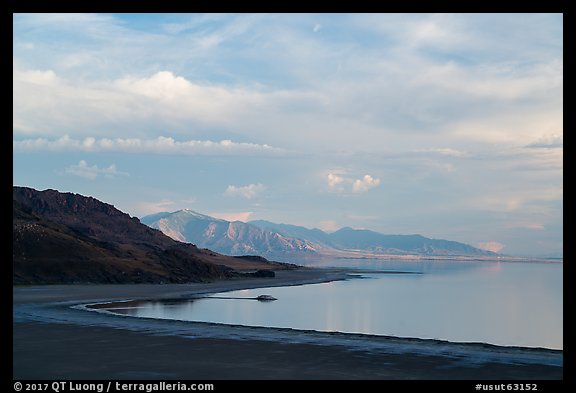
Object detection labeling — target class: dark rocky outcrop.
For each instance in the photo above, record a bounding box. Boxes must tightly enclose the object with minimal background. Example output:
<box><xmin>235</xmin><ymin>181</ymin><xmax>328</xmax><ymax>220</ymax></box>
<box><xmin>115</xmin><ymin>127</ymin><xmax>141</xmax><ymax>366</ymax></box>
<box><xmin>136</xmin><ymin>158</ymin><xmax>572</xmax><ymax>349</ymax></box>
<box><xmin>247</xmin><ymin>269</ymin><xmax>276</xmax><ymax>278</ymax></box>
<box><xmin>13</xmin><ymin>187</ymin><xmax>284</xmax><ymax>285</ymax></box>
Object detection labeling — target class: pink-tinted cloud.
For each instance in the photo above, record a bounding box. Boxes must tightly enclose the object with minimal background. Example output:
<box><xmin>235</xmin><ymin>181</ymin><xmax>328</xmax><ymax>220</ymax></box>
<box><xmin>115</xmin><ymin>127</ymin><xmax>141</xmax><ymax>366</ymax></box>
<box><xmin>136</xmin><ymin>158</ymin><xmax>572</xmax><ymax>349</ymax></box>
<box><xmin>477</xmin><ymin>241</ymin><xmax>505</xmax><ymax>253</ymax></box>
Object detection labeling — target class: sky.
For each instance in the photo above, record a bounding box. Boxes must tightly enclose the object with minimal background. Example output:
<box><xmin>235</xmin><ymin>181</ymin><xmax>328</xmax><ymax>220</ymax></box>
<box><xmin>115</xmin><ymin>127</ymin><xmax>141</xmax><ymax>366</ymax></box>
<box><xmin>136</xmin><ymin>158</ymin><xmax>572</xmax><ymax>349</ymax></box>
<box><xmin>13</xmin><ymin>13</ymin><xmax>563</xmax><ymax>257</ymax></box>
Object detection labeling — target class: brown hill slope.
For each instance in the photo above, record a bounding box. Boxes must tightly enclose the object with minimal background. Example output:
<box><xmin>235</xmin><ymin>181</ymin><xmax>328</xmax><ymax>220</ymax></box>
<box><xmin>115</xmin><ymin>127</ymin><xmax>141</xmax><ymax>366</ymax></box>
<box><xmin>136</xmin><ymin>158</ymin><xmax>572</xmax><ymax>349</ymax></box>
<box><xmin>13</xmin><ymin>187</ymin><xmax>286</xmax><ymax>284</ymax></box>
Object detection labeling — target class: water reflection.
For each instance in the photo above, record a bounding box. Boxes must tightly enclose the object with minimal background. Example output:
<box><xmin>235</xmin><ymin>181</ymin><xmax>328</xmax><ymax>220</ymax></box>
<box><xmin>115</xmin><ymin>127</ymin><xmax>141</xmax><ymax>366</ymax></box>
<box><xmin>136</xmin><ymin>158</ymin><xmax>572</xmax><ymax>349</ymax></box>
<box><xmin>100</xmin><ymin>260</ymin><xmax>562</xmax><ymax>349</ymax></box>
<box><xmin>111</xmin><ymin>299</ymin><xmax>199</xmax><ymax>320</ymax></box>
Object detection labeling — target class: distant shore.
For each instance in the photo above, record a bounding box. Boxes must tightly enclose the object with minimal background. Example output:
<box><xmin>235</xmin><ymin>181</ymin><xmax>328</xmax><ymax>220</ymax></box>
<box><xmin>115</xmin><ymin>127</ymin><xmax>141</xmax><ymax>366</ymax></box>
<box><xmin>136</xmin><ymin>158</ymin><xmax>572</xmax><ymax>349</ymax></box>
<box><xmin>13</xmin><ymin>267</ymin><xmax>562</xmax><ymax>380</ymax></box>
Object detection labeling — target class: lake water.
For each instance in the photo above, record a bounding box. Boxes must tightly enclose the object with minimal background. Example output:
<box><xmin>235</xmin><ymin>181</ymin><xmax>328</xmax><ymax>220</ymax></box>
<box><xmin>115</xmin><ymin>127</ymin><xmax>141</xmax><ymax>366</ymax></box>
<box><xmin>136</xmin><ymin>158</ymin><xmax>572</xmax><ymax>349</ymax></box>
<box><xmin>103</xmin><ymin>260</ymin><xmax>563</xmax><ymax>349</ymax></box>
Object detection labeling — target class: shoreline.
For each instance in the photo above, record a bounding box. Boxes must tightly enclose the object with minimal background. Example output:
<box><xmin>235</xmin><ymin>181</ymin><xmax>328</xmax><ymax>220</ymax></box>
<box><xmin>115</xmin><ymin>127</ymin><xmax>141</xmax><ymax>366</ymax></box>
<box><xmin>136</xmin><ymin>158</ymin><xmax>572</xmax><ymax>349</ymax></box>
<box><xmin>13</xmin><ymin>267</ymin><xmax>353</xmax><ymax>304</ymax></box>
<box><xmin>13</xmin><ymin>267</ymin><xmax>563</xmax><ymax>380</ymax></box>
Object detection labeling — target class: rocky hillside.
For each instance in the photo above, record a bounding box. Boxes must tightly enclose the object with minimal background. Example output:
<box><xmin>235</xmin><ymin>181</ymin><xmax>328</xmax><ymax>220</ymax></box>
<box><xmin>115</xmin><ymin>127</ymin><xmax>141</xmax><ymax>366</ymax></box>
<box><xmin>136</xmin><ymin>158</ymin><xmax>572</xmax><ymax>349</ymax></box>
<box><xmin>13</xmin><ymin>187</ymin><xmax>286</xmax><ymax>285</ymax></box>
<box><xmin>141</xmin><ymin>210</ymin><xmax>320</xmax><ymax>262</ymax></box>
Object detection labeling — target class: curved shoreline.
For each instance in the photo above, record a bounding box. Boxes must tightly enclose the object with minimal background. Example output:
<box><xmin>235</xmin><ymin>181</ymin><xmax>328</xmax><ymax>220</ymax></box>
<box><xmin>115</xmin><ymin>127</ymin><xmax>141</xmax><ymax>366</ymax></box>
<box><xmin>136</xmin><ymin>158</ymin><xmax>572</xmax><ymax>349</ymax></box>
<box><xmin>13</xmin><ymin>268</ymin><xmax>563</xmax><ymax>380</ymax></box>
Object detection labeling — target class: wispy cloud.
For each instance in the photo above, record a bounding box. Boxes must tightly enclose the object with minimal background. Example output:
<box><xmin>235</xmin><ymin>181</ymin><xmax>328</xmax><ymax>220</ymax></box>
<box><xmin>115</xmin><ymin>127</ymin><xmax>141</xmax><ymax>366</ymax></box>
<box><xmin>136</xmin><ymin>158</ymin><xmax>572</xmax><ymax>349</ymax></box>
<box><xmin>415</xmin><ymin>147</ymin><xmax>467</xmax><ymax>157</ymax></box>
<box><xmin>470</xmin><ymin>196</ymin><xmax>523</xmax><ymax>213</ymax></box>
<box><xmin>526</xmin><ymin>133</ymin><xmax>563</xmax><ymax>148</ymax></box>
<box><xmin>210</xmin><ymin>211</ymin><xmax>254</xmax><ymax>222</ymax></box>
<box><xmin>64</xmin><ymin>160</ymin><xmax>128</xmax><ymax>180</ymax></box>
<box><xmin>224</xmin><ymin>183</ymin><xmax>266</xmax><ymax>199</ymax></box>
<box><xmin>14</xmin><ymin>135</ymin><xmax>285</xmax><ymax>156</ymax></box>
<box><xmin>468</xmin><ymin>185</ymin><xmax>562</xmax><ymax>214</ymax></box>
<box><xmin>12</xmin><ymin>13</ymin><xmax>563</xmax><ymax>257</ymax></box>
<box><xmin>505</xmin><ymin>221</ymin><xmax>546</xmax><ymax>230</ymax></box>
<box><xmin>134</xmin><ymin>199</ymin><xmax>177</xmax><ymax>216</ymax></box>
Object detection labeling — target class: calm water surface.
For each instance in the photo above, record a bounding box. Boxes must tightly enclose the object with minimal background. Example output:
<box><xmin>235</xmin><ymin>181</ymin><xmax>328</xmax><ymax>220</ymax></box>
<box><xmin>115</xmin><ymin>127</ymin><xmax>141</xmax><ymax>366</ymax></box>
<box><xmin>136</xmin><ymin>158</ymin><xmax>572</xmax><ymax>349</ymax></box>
<box><xmin>106</xmin><ymin>260</ymin><xmax>563</xmax><ymax>349</ymax></box>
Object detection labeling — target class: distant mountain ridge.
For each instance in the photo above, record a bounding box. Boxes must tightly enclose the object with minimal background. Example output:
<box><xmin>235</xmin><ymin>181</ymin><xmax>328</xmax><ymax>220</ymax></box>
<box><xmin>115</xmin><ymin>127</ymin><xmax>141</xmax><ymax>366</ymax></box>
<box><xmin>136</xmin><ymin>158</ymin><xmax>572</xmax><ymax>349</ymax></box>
<box><xmin>142</xmin><ymin>210</ymin><xmax>496</xmax><ymax>261</ymax></box>
<box><xmin>249</xmin><ymin>221</ymin><xmax>490</xmax><ymax>256</ymax></box>
<box><xmin>13</xmin><ymin>187</ymin><xmax>285</xmax><ymax>284</ymax></box>
<box><xmin>141</xmin><ymin>210</ymin><xmax>319</xmax><ymax>262</ymax></box>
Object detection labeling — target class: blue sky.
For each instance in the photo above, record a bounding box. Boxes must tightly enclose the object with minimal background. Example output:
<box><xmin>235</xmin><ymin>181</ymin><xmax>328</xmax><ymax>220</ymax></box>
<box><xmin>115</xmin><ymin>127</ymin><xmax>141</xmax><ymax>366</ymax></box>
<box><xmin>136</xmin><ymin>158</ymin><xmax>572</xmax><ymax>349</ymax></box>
<box><xmin>13</xmin><ymin>13</ymin><xmax>563</xmax><ymax>257</ymax></box>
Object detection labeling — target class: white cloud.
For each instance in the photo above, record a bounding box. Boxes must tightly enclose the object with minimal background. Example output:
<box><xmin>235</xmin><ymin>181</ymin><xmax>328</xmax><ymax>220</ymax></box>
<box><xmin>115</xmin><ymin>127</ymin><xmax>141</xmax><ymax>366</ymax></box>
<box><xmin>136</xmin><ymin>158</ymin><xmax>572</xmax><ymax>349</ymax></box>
<box><xmin>114</xmin><ymin>71</ymin><xmax>194</xmax><ymax>101</ymax></box>
<box><xmin>327</xmin><ymin>173</ymin><xmax>381</xmax><ymax>194</ymax></box>
<box><xmin>327</xmin><ymin>173</ymin><xmax>345</xmax><ymax>189</ymax></box>
<box><xmin>13</xmin><ymin>66</ymin><xmax>321</xmax><ymax>142</ymax></box>
<box><xmin>64</xmin><ymin>160</ymin><xmax>128</xmax><ymax>180</ymax></box>
<box><xmin>224</xmin><ymin>183</ymin><xmax>266</xmax><ymax>199</ymax></box>
<box><xmin>11</xmin><ymin>14</ymin><xmax>563</xmax><ymax>257</ymax></box>
<box><xmin>13</xmin><ymin>135</ymin><xmax>285</xmax><ymax>156</ymax></box>
<box><xmin>13</xmin><ymin>68</ymin><xmax>60</xmax><ymax>86</ymax></box>
<box><xmin>13</xmin><ymin>14</ymin><xmax>562</xmax><ymax>154</ymax></box>
<box><xmin>210</xmin><ymin>211</ymin><xmax>254</xmax><ymax>222</ymax></box>
<box><xmin>408</xmin><ymin>17</ymin><xmax>457</xmax><ymax>48</ymax></box>
<box><xmin>352</xmin><ymin>175</ymin><xmax>381</xmax><ymax>193</ymax></box>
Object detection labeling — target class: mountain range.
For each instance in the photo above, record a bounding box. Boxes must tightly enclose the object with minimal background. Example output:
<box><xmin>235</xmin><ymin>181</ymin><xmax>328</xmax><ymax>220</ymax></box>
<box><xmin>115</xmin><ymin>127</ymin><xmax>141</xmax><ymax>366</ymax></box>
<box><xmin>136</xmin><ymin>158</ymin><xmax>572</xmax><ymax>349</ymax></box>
<box><xmin>13</xmin><ymin>187</ymin><xmax>287</xmax><ymax>284</ymax></box>
<box><xmin>141</xmin><ymin>210</ymin><xmax>496</xmax><ymax>262</ymax></box>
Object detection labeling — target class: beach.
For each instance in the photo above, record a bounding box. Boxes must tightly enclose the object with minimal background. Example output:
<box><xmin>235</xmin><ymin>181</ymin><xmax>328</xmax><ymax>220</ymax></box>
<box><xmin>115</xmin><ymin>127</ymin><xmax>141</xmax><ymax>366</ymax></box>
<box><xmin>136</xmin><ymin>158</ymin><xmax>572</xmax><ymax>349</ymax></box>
<box><xmin>13</xmin><ymin>268</ymin><xmax>563</xmax><ymax>380</ymax></box>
